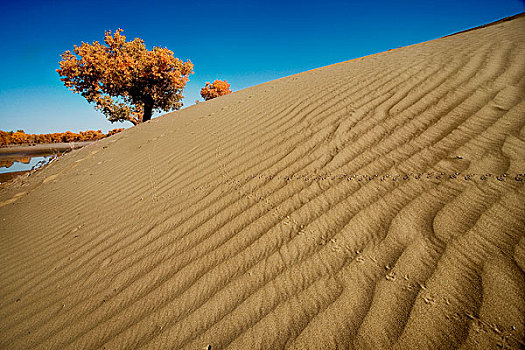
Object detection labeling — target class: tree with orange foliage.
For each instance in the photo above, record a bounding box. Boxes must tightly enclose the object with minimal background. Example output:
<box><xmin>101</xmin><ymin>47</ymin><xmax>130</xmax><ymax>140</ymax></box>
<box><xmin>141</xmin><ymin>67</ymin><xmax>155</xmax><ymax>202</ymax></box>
<box><xmin>57</xmin><ymin>29</ymin><xmax>194</xmax><ymax>125</ymax></box>
<box><xmin>200</xmin><ymin>80</ymin><xmax>232</xmax><ymax>101</ymax></box>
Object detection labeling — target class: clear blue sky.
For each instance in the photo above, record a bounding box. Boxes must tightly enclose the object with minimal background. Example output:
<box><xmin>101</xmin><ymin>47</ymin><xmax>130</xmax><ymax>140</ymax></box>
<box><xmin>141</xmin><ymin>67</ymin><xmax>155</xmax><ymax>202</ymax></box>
<box><xmin>0</xmin><ymin>0</ymin><xmax>523</xmax><ymax>134</ymax></box>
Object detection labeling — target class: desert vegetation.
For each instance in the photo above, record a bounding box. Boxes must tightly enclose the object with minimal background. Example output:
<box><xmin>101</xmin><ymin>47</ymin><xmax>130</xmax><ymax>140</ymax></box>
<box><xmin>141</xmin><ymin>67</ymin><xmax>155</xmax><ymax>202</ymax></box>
<box><xmin>200</xmin><ymin>79</ymin><xmax>232</xmax><ymax>101</ymax></box>
<box><xmin>0</xmin><ymin>129</ymin><xmax>124</xmax><ymax>146</ymax></box>
<box><xmin>57</xmin><ymin>29</ymin><xmax>193</xmax><ymax>125</ymax></box>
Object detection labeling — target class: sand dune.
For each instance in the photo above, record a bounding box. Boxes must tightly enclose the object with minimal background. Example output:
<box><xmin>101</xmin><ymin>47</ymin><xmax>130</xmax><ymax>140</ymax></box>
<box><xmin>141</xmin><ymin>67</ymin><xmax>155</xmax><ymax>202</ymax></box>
<box><xmin>1</xmin><ymin>14</ymin><xmax>524</xmax><ymax>350</ymax></box>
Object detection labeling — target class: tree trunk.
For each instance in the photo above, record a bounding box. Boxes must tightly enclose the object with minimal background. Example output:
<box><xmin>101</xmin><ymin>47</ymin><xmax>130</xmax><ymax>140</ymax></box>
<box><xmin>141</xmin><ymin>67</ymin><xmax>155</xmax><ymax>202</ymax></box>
<box><xmin>142</xmin><ymin>97</ymin><xmax>154</xmax><ymax>123</ymax></box>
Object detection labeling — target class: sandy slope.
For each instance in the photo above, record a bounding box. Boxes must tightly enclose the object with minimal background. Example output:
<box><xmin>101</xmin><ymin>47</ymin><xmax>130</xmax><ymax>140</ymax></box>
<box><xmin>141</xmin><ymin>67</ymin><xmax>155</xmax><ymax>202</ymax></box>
<box><xmin>1</xmin><ymin>14</ymin><xmax>524</xmax><ymax>350</ymax></box>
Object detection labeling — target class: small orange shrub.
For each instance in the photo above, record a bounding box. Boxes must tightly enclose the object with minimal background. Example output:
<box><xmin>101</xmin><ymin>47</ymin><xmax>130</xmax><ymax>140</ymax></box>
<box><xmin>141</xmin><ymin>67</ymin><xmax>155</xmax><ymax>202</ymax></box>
<box><xmin>200</xmin><ymin>80</ymin><xmax>232</xmax><ymax>101</ymax></box>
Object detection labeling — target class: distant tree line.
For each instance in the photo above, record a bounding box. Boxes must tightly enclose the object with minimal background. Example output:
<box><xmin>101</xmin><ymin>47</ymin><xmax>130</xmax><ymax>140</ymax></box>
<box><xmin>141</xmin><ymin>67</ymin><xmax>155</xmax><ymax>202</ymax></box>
<box><xmin>0</xmin><ymin>129</ymin><xmax>124</xmax><ymax>146</ymax></box>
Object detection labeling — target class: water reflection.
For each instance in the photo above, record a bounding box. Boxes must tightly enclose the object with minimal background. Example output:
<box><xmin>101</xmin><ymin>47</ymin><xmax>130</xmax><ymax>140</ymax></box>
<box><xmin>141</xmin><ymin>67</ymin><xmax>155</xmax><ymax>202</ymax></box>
<box><xmin>0</xmin><ymin>154</ymin><xmax>59</xmax><ymax>174</ymax></box>
<box><xmin>0</xmin><ymin>157</ymin><xmax>31</xmax><ymax>169</ymax></box>
<box><xmin>0</xmin><ymin>144</ymin><xmax>88</xmax><ymax>183</ymax></box>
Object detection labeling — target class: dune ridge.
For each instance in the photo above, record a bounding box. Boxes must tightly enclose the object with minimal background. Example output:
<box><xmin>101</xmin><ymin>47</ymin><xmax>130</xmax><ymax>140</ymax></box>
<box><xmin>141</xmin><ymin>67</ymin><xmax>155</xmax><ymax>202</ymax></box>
<box><xmin>1</xmin><ymin>15</ymin><xmax>525</xmax><ymax>349</ymax></box>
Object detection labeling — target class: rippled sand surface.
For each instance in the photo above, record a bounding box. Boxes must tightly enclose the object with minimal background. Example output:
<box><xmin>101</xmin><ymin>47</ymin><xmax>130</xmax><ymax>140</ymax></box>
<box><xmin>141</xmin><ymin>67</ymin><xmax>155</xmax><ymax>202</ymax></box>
<box><xmin>1</xmin><ymin>14</ymin><xmax>524</xmax><ymax>350</ymax></box>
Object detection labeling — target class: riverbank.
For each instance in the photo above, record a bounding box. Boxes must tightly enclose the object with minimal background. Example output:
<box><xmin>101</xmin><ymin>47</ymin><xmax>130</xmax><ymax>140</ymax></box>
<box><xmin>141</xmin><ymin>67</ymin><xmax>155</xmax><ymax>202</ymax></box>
<box><xmin>0</xmin><ymin>142</ymin><xmax>95</xmax><ymax>184</ymax></box>
<box><xmin>0</xmin><ymin>142</ymin><xmax>95</xmax><ymax>159</ymax></box>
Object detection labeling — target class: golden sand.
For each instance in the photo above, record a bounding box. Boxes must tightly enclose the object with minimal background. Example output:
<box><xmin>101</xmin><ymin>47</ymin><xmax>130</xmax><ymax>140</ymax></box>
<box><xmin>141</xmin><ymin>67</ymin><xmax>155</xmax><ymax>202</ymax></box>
<box><xmin>1</xmin><ymin>14</ymin><xmax>524</xmax><ymax>349</ymax></box>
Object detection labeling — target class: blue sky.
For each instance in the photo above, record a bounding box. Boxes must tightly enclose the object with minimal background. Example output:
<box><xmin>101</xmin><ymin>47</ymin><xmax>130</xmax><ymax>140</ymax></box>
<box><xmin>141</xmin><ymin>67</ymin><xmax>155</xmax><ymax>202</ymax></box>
<box><xmin>0</xmin><ymin>0</ymin><xmax>523</xmax><ymax>134</ymax></box>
